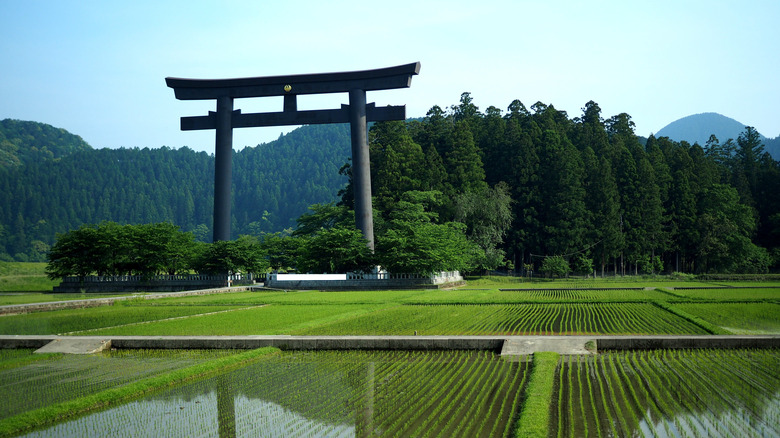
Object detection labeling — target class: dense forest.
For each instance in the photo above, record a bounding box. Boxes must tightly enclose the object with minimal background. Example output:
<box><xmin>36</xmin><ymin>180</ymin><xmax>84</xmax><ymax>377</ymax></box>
<box><xmin>0</xmin><ymin>120</ymin><xmax>350</xmax><ymax>261</ymax></box>
<box><xmin>2</xmin><ymin>94</ymin><xmax>779</xmax><ymax>275</ymax></box>
<box><xmin>353</xmin><ymin>95</ymin><xmax>779</xmax><ymax>275</ymax></box>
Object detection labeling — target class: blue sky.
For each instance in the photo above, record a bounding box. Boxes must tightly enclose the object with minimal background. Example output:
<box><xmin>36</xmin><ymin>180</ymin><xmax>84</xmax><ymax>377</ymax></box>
<box><xmin>2</xmin><ymin>0</ymin><xmax>779</xmax><ymax>152</ymax></box>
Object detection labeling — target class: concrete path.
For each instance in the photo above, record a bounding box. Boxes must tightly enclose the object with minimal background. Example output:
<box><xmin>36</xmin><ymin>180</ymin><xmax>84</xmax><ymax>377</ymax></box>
<box><xmin>500</xmin><ymin>336</ymin><xmax>597</xmax><ymax>356</ymax></box>
<box><xmin>35</xmin><ymin>337</ymin><xmax>112</xmax><ymax>354</ymax></box>
<box><xmin>0</xmin><ymin>335</ymin><xmax>777</xmax><ymax>355</ymax></box>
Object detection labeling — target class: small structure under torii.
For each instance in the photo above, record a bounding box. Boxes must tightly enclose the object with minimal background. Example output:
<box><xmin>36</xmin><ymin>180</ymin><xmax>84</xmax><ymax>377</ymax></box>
<box><xmin>166</xmin><ymin>62</ymin><xmax>421</xmax><ymax>249</ymax></box>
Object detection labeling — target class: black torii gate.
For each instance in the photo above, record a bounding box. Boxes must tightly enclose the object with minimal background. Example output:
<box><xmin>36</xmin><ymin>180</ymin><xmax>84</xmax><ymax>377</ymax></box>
<box><xmin>166</xmin><ymin>62</ymin><xmax>420</xmax><ymax>249</ymax></box>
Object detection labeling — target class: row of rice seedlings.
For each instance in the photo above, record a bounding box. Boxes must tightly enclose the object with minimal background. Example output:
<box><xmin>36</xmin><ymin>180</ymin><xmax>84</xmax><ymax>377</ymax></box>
<box><xmin>380</xmin><ymin>351</ymin><xmax>483</xmax><ymax>436</ymax></box>
<box><xmin>663</xmin><ymin>349</ymin><xmax>780</xmax><ymax>434</ymax></box>
<box><xmin>0</xmin><ymin>349</ymin><xmax>59</xmax><ymax>371</ymax></box>
<box><xmin>0</xmin><ymin>349</ymin><xmax>237</xmax><ymax>420</ymax></box>
<box><xmin>490</xmin><ymin>288</ymin><xmax>670</xmax><ymax>302</ymax></box>
<box><xmin>670</xmin><ymin>287</ymin><xmax>780</xmax><ymax>300</ymax></box>
<box><xmin>372</xmin><ymin>352</ymin><xmax>469</xmax><ymax>433</ymax></box>
<box><xmin>553</xmin><ymin>349</ymin><xmax>780</xmax><ymax>437</ymax></box>
<box><xmin>403</xmin><ymin>288</ymin><xmax>671</xmax><ymax>304</ymax></box>
<box><xmin>430</xmin><ymin>351</ymin><xmax>510</xmax><ymax>436</ymax></box>
<box><xmin>0</xmin><ymin>305</ymin><xmax>241</xmax><ymax>335</ymax></box>
<box><xmin>87</xmin><ymin>303</ymin><xmax>381</xmax><ymax>336</ymax></box>
<box><xmin>435</xmin><ymin>352</ymin><xmax>507</xmax><ymax>437</ymax></box>
<box><xmin>382</xmin><ymin>350</ymin><xmax>526</xmax><ymax>438</ymax></box>
<box><xmin>294</xmin><ymin>303</ymin><xmax>709</xmax><ymax>335</ymax></box>
<box><xmin>24</xmin><ymin>350</ymin><xmax>527</xmax><ymax>437</ymax></box>
<box><xmin>674</xmin><ymin>302</ymin><xmax>780</xmax><ymax>334</ymax></box>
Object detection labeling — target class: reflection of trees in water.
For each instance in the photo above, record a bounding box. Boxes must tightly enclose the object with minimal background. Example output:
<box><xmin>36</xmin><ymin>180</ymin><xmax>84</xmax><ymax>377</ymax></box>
<box><xmin>553</xmin><ymin>349</ymin><xmax>780</xmax><ymax>437</ymax></box>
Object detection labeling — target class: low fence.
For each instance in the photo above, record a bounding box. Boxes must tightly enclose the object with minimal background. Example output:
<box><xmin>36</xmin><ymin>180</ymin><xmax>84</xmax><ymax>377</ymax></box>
<box><xmin>266</xmin><ymin>271</ymin><xmax>463</xmax><ymax>290</ymax></box>
<box><xmin>53</xmin><ymin>273</ymin><xmax>258</xmax><ymax>293</ymax></box>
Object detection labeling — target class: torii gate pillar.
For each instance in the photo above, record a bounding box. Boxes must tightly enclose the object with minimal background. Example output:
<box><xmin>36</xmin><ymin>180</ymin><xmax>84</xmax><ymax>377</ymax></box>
<box><xmin>167</xmin><ymin>62</ymin><xmax>420</xmax><ymax>248</ymax></box>
<box><xmin>213</xmin><ymin>96</ymin><xmax>234</xmax><ymax>242</ymax></box>
<box><xmin>348</xmin><ymin>89</ymin><xmax>374</xmax><ymax>249</ymax></box>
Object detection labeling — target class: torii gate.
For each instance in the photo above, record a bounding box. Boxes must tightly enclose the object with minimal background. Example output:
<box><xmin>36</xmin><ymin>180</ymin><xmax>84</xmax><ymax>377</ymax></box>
<box><xmin>166</xmin><ymin>62</ymin><xmax>420</xmax><ymax>249</ymax></box>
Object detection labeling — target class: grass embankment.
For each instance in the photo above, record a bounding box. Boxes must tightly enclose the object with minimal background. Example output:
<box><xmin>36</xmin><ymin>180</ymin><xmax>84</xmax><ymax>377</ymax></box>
<box><xmin>0</xmin><ymin>347</ymin><xmax>280</xmax><ymax>437</ymax></box>
<box><xmin>513</xmin><ymin>351</ymin><xmax>560</xmax><ymax>437</ymax></box>
<box><xmin>0</xmin><ymin>262</ymin><xmax>56</xmax><ymax>292</ymax></box>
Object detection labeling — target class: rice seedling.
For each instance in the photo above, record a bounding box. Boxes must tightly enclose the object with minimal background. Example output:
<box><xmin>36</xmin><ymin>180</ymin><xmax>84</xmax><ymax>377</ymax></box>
<box><xmin>0</xmin><ymin>349</ymin><xmax>240</xmax><ymax>420</ymax></box>
<box><xmin>674</xmin><ymin>302</ymin><xmax>780</xmax><ymax>334</ymax></box>
<box><xmin>1</xmin><ymin>347</ymin><xmax>280</xmax><ymax>437</ymax></box>
<box><xmin>670</xmin><ymin>287</ymin><xmax>780</xmax><ymax>301</ymax></box>
<box><xmin>83</xmin><ymin>304</ymin><xmax>383</xmax><ymax>336</ymax></box>
<box><xmin>294</xmin><ymin>303</ymin><xmax>709</xmax><ymax>335</ymax></box>
<box><xmin>551</xmin><ymin>349</ymin><xmax>780</xmax><ymax>438</ymax></box>
<box><xmin>0</xmin><ymin>305</ymin><xmax>244</xmax><ymax>335</ymax></box>
<box><xmin>17</xmin><ymin>350</ymin><xmax>528</xmax><ymax>438</ymax></box>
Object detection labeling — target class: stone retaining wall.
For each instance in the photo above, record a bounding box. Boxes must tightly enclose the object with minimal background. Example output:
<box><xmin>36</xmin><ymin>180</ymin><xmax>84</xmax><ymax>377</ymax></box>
<box><xmin>53</xmin><ymin>274</ymin><xmax>256</xmax><ymax>293</ymax></box>
<box><xmin>1</xmin><ymin>335</ymin><xmax>777</xmax><ymax>352</ymax></box>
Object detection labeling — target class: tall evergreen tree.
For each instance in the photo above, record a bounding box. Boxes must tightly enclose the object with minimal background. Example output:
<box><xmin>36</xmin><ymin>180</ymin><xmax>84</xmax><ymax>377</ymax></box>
<box><xmin>445</xmin><ymin>121</ymin><xmax>488</xmax><ymax>194</ymax></box>
<box><xmin>582</xmin><ymin>147</ymin><xmax>623</xmax><ymax>276</ymax></box>
<box><xmin>536</xmin><ymin>129</ymin><xmax>587</xmax><ymax>256</ymax></box>
<box><xmin>368</xmin><ymin>121</ymin><xmax>425</xmax><ymax>214</ymax></box>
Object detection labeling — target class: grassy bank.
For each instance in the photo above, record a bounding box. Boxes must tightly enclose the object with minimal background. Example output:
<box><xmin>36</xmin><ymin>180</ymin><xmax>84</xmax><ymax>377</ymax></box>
<box><xmin>512</xmin><ymin>351</ymin><xmax>560</xmax><ymax>437</ymax></box>
<box><xmin>0</xmin><ymin>262</ymin><xmax>56</xmax><ymax>292</ymax></box>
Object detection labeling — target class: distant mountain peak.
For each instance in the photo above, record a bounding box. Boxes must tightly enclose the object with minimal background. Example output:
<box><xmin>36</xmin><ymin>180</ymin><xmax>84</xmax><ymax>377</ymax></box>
<box><xmin>655</xmin><ymin>112</ymin><xmax>763</xmax><ymax>146</ymax></box>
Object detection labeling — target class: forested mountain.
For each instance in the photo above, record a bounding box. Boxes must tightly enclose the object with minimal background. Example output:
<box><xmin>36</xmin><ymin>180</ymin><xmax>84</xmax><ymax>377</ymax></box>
<box><xmin>0</xmin><ymin>119</ymin><xmax>92</xmax><ymax>168</ymax></box>
<box><xmin>656</xmin><ymin>112</ymin><xmax>780</xmax><ymax>159</ymax></box>
<box><xmin>0</xmin><ymin>122</ymin><xmax>350</xmax><ymax>261</ymax></box>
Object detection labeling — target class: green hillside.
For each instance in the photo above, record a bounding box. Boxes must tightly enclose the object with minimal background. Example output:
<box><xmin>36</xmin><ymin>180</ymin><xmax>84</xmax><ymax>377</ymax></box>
<box><xmin>0</xmin><ymin>122</ymin><xmax>350</xmax><ymax>261</ymax></box>
<box><xmin>0</xmin><ymin>119</ymin><xmax>92</xmax><ymax>168</ymax></box>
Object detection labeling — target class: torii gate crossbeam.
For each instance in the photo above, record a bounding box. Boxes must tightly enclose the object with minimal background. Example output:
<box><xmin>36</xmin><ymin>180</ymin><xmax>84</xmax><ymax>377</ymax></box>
<box><xmin>166</xmin><ymin>62</ymin><xmax>420</xmax><ymax>248</ymax></box>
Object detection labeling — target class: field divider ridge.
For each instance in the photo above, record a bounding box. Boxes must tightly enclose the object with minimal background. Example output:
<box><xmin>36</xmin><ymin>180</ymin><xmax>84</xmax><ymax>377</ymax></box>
<box><xmin>1</xmin><ymin>335</ymin><xmax>778</xmax><ymax>352</ymax></box>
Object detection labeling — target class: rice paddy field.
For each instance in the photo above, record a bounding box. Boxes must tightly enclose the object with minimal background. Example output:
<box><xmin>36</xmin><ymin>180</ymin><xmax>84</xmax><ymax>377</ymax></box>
<box><xmin>0</xmin><ymin>276</ymin><xmax>778</xmax><ymax>436</ymax></box>
<box><xmin>1</xmin><ymin>348</ymin><xmax>777</xmax><ymax>438</ymax></box>
<box><xmin>1</xmin><ymin>282</ymin><xmax>777</xmax><ymax>336</ymax></box>
<box><xmin>17</xmin><ymin>350</ymin><xmax>529</xmax><ymax>438</ymax></box>
<box><xmin>554</xmin><ymin>349</ymin><xmax>780</xmax><ymax>438</ymax></box>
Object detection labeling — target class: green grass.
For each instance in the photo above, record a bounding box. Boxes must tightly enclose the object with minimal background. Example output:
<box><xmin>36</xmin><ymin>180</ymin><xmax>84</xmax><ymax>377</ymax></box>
<box><xmin>651</xmin><ymin>301</ymin><xmax>730</xmax><ymax>334</ymax></box>
<box><xmin>674</xmin><ymin>302</ymin><xmax>780</xmax><ymax>334</ymax></box>
<box><xmin>82</xmin><ymin>304</ymin><xmax>383</xmax><ymax>336</ymax></box>
<box><xmin>0</xmin><ymin>304</ymin><xmax>247</xmax><ymax>335</ymax></box>
<box><xmin>0</xmin><ymin>262</ymin><xmax>57</xmax><ymax>292</ymax></box>
<box><xmin>668</xmin><ymin>287</ymin><xmax>780</xmax><ymax>301</ymax></box>
<box><xmin>513</xmin><ymin>352</ymin><xmax>559</xmax><ymax>438</ymax></box>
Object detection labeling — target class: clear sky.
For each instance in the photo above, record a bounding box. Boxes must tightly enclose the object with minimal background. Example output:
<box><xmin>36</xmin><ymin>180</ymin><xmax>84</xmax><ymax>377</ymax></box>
<box><xmin>2</xmin><ymin>0</ymin><xmax>779</xmax><ymax>152</ymax></box>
